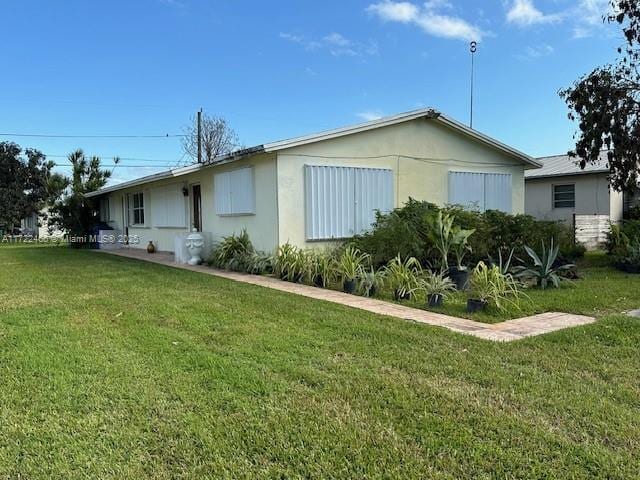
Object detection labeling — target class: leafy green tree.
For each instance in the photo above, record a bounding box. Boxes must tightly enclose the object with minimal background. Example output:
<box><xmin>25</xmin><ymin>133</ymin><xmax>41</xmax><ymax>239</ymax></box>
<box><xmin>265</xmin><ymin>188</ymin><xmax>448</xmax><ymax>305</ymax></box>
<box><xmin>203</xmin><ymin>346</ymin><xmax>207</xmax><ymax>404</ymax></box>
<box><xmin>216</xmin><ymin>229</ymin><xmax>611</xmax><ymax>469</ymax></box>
<box><xmin>48</xmin><ymin>150</ymin><xmax>115</xmax><ymax>238</ymax></box>
<box><xmin>0</xmin><ymin>142</ymin><xmax>57</xmax><ymax>233</ymax></box>
<box><xmin>561</xmin><ymin>1</ymin><xmax>640</xmax><ymax>191</ymax></box>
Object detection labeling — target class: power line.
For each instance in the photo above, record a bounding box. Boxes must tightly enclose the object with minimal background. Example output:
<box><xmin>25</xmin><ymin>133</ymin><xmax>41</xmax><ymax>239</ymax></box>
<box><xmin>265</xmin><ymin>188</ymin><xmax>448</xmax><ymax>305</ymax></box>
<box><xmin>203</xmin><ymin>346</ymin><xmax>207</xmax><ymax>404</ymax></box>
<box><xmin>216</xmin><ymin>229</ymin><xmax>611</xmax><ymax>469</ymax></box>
<box><xmin>0</xmin><ymin>132</ymin><xmax>185</xmax><ymax>139</ymax></box>
<box><xmin>51</xmin><ymin>163</ymin><xmax>172</xmax><ymax>168</ymax></box>
<box><xmin>44</xmin><ymin>153</ymin><xmax>178</xmax><ymax>163</ymax></box>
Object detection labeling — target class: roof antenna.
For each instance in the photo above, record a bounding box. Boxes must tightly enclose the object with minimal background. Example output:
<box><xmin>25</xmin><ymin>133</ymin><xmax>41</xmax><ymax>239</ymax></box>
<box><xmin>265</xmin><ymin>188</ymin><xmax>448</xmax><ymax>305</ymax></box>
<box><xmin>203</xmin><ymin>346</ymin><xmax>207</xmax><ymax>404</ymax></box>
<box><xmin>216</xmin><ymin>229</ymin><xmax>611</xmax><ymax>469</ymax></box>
<box><xmin>469</xmin><ymin>41</ymin><xmax>477</xmax><ymax>129</ymax></box>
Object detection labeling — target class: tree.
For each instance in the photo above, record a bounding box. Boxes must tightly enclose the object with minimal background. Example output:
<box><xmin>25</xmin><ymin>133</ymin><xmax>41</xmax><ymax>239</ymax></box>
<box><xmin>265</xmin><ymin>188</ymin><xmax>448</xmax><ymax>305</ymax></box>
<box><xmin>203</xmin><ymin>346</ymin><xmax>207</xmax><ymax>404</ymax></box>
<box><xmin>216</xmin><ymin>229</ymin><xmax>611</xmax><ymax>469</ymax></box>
<box><xmin>47</xmin><ymin>150</ymin><xmax>114</xmax><ymax>238</ymax></box>
<box><xmin>560</xmin><ymin>1</ymin><xmax>640</xmax><ymax>191</ymax></box>
<box><xmin>0</xmin><ymin>142</ymin><xmax>56</xmax><ymax>233</ymax></box>
<box><xmin>181</xmin><ymin>112</ymin><xmax>240</xmax><ymax>164</ymax></box>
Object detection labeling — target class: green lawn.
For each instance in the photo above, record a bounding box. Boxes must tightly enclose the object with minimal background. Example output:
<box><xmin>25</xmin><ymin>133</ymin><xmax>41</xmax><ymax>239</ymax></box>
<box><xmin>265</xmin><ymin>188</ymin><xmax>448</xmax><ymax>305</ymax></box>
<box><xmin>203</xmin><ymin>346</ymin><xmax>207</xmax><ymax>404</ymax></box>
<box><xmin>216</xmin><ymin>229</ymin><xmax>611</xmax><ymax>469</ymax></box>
<box><xmin>1</xmin><ymin>246</ymin><xmax>639</xmax><ymax>478</ymax></box>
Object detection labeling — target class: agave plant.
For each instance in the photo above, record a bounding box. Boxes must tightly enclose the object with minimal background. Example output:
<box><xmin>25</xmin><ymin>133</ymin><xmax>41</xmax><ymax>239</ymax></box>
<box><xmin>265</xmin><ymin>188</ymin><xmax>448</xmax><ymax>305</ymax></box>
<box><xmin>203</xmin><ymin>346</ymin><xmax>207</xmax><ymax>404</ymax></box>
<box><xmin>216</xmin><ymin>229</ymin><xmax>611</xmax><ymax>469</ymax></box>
<box><xmin>384</xmin><ymin>255</ymin><xmax>422</xmax><ymax>300</ymax></box>
<box><xmin>425</xmin><ymin>211</ymin><xmax>455</xmax><ymax>270</ymax></box>
<box><xmin>513</xmin><ymin>238</ymin><xmax>575</xmax><ymax>289</ymax></box>
<box><xmin>488</xmin><ymin>247</ymin><xmax>516</xmax><ymax>276</ymax></box>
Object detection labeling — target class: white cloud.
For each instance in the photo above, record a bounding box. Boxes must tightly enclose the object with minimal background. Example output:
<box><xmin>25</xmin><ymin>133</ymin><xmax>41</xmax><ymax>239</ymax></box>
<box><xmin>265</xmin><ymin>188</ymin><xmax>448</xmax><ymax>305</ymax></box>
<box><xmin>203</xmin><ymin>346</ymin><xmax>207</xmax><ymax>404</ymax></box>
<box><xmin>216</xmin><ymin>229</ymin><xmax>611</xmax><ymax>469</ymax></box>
<box><xmin>516</xmin><ymin>43</ymin><xmax>554</xmax><ymax>60</ymax></box>
<box><xmin>506</xmin><ymin>0</ymin><xmax>561</xmax><ymax>26</ymax></box>
<box><xmin>356</xmin><ymin>110</ymin><xmax>385</xmax><ymax>121</ymax></box>
<box><xmin>367</xmin><ymin>0</ymin><xmax>485</xmax><ymax>42</ymax></box>
<box><xmin>280</xmin><ymin>32</ymin><xmax>377</xmax><ymax>57</ymax></box>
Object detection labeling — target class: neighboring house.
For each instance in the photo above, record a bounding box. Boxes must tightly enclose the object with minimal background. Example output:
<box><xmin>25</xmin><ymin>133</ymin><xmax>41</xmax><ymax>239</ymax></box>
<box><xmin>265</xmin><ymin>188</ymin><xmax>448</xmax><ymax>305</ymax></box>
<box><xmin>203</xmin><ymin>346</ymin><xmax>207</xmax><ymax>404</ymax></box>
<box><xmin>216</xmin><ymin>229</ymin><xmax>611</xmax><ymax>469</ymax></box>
<box><xmin>86</xmin><ymin>108</ymin><xmax>540</xmax><ymax>254</ymax></box>
<box><xmin>525</xmin><ymin>151</ymin><xmax>623</xmax><ymax>248</ymax></box>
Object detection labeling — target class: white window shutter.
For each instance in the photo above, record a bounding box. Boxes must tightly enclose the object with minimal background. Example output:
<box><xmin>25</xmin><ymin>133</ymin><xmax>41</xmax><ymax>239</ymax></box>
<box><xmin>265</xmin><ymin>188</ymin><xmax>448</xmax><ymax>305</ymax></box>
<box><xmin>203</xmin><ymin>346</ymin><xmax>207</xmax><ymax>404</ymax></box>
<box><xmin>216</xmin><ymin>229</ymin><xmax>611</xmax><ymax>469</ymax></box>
<box><xmin>215</xmin><ymin>172</ymin><xmax>232</xmax><ymax>215</ymax></box>
<box><xmin>484</xmin><ymin>173</ymin><xmax>512</xmax><ymax>213</ymax></box>
<box><xmin>448</xmin><ymin>171</ymin><xmax>512</xmax><ymax>213</ymax></box>
<box><xmin>305</xmin><ymin>165</ymin><xmax>393</xmax><ymax>240</ymax></box>
<box><xmin>214</xmin><ymin>167</ymin><xmax>254</xmax><ymax>216</ymax></box>
<box><xmin>354</xmin><ymin>168</ymin><xmax>393</xmax><ymax>234</ymax></box>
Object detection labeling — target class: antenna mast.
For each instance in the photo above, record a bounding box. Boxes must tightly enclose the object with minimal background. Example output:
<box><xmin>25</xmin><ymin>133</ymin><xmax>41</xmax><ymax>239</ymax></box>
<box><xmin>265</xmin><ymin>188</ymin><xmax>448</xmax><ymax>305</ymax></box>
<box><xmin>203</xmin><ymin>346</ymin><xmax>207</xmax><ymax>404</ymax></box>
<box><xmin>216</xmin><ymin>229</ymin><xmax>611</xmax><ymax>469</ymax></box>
<box><xmin>469</xmin><ymin>41</ymin><xmax>477</xmax><ymax>129</ymax></box>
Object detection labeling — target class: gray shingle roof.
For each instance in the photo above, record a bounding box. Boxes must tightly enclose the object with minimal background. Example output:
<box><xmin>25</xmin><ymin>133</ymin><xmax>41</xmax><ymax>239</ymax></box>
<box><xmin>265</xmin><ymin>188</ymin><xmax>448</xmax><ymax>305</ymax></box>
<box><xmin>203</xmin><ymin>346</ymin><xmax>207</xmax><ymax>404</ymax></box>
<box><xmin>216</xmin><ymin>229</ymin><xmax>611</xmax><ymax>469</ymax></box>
<box><xmin>525</xmin><ymin>151</ymin><xmax>610</xmax><ymax>179</ymax></box>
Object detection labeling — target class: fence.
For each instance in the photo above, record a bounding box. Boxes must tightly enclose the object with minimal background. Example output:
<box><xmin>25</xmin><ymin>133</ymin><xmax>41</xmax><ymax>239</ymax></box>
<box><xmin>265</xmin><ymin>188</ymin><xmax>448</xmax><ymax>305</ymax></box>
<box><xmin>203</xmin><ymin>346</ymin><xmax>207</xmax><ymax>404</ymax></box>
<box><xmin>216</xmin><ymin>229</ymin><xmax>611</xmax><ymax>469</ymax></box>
<box><xmin>574</xmin><ymin>214</ymin><xmax>610</xmax><ymax>249</ymax></box>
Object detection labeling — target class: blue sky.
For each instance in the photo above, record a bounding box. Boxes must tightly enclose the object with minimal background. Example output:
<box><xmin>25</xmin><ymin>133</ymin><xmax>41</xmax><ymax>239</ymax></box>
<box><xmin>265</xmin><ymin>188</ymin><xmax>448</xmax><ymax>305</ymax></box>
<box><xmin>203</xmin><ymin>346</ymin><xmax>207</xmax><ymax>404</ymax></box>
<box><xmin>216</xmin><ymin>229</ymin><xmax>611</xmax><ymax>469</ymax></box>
<box><xmin>0</xmin><ymin>0</ymin><xmax>621</xmax><ymax>183</ymax></box>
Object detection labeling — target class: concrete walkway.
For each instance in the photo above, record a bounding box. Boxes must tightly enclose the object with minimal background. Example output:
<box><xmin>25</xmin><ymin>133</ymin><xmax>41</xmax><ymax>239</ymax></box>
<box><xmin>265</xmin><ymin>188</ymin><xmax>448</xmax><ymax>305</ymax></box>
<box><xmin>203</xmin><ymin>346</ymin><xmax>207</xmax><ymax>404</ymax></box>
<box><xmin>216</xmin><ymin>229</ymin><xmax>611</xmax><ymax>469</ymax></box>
<box><xmin>97</xmin><ymin>249</ymin><xmax>596</xmax><ymax>342</ymax></box>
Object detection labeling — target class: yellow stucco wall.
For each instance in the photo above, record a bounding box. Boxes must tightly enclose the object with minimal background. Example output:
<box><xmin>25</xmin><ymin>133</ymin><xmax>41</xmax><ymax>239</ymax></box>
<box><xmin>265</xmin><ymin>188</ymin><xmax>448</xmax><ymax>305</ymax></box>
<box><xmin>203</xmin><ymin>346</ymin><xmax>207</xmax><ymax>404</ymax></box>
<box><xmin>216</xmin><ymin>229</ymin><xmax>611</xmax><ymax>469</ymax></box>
<box><xmin>276</xmin><ymin>118</ymin><xmax>527</xmax><ymax>248</ymax></box>
<box><xmin>103</xmin><ymin>153</ymin><xmax>278</xmax><ymax>253</ymax></box>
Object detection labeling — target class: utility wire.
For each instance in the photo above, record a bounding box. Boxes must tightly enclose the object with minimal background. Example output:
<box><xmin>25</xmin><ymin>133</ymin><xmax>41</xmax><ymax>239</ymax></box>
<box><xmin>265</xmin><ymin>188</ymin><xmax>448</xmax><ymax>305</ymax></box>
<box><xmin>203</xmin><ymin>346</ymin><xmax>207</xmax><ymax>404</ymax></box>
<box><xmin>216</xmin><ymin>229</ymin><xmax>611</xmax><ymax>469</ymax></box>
<box><xmin>0</xmin><ymin>132</ymin><xmax>185</xmax><ymax>139</ymax></box>
<box><xmin>45</xmin><ymin>153</ymin><xmax>177</xmax><ymax>164</ymax></box>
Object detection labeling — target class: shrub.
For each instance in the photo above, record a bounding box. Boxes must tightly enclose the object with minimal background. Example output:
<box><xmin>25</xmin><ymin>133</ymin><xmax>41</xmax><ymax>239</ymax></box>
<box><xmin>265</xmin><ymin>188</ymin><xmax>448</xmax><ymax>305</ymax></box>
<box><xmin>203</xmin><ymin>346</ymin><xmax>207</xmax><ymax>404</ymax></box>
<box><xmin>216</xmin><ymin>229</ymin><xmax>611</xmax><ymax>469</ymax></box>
<box><xmin>352</xmin><ymin>199</ymin><xmax>582</xmax><ymax>268</ymax></box>
<box><xmin>607</xmin><ymin>220</ymin><xmax>640</xmax><ymax>272</ymax></box>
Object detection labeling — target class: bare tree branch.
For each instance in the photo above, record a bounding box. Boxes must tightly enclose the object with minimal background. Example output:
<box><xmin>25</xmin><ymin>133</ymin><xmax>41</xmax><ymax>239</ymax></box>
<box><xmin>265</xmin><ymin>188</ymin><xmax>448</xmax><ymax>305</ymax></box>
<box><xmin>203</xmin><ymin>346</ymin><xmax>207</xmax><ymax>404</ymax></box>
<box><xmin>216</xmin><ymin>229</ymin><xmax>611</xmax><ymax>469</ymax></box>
<box><xmin>181</xmin><ymin>113</ymin><xmax>240</xmax><ymax>164</ymax></box>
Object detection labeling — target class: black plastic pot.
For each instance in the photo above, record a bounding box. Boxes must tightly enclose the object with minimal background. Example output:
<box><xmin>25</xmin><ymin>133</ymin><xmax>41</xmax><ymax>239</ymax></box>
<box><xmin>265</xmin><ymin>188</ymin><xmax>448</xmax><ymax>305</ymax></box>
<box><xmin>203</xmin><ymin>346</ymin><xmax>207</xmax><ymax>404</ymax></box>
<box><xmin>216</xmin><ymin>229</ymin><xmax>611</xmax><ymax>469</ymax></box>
<box><xmin>466</xmin><ymin>298</ymin><xmax>487</xmax><ymax>313</ymax></box>
<box><xmin>343</xmin><ymin>279</ymin><xmax>357</xmax><ymax>294</ymax></box>
<box><xmin>448</xmin><ymin>266</ymin><xmax>470</xmax><ymax>290</ymax></box>
<box><xmin>393</xmin><ymin>290</ymin><xmax>411</xmax><ymax>301</ymax></box>
<box><xmin>314</xmin><ymin>275</ymin><xmax>325</xmax><ymax>288</ymax></box>
<box><xmin>368</xmin><ymin>286</ymin><xmax>377</xmax><ymax>298</ymax></box>
<box><xmin>427</xmin><ymin>293</ymin><xmax>443</xmax><ymax>308</ymax></box>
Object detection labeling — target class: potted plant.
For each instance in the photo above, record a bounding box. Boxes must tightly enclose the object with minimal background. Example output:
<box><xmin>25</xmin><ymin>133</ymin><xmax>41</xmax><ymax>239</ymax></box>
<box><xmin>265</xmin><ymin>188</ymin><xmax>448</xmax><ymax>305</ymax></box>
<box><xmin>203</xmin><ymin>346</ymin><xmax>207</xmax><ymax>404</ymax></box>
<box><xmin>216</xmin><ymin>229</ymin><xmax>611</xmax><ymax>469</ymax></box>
<box><xmin>420</xmin><ymin>271</ymin><xmax>455</xmax><ymax>308</ymax></box>
<box><xmin>426</xmin><ymin>211</ymin><xmax>455</xmax><ymax>271</ymax></box>
<box><xmin>426</xmin><ymin>211</ymin><xmax>475</xmax><ymax>290</ymax></box>
<box><xmin>357</xmin><ymin>266</ymin><xmax>385</xmax><ymax>297</ymax></box>
<box><xmin>468</xmin><ymin>261</ymin><xmax>521</xmax><ymax>313</ymax></box>
<box><xmin>448</xmin><ymin>226</ymin><xmax>475</xmax><ymax>290</ymax></box>
<box><xmin>303</xmin><ymin>251</ymin><xmax>337</xmax><ymax>288</ymax></box>
<box><xmin>383</xmin><ymin>255</ymin><xmax>422</xmax><ymax>301</ymax></box>
<box><xmin>338</xmin><ymin>246</ymin><xmax>369</xmax><ymax>294</ymax></box>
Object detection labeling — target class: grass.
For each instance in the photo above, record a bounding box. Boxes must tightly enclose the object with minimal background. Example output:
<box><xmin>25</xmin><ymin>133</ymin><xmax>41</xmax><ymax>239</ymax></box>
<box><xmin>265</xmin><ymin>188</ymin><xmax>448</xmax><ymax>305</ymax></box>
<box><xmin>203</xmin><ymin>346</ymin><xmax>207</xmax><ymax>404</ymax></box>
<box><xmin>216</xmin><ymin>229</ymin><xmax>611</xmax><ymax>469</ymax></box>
<box><xmin>399</xmin><ymin>252</ymin><xmax>640</xmax><ymax>323</ymax></box>
<box><xmin>1</xmin><ymin>246</ymin><xmax>640</xmax><ymax>478</ymax></box>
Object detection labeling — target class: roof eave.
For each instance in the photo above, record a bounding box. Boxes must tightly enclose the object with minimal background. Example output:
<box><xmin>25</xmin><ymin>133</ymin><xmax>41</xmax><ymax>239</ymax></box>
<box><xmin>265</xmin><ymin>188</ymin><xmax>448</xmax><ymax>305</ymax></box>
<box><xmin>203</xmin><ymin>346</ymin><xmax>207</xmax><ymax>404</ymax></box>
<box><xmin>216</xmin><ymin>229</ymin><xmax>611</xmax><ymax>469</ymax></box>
<box><xmin>433</xmin><ymin>113</ymin><xmax>542</xmax><ymax>168</ymax></box>
<box><xmin>525</xmin><ymin>169</ymin><xmax>610</xmax><ymax>180</ymax></box>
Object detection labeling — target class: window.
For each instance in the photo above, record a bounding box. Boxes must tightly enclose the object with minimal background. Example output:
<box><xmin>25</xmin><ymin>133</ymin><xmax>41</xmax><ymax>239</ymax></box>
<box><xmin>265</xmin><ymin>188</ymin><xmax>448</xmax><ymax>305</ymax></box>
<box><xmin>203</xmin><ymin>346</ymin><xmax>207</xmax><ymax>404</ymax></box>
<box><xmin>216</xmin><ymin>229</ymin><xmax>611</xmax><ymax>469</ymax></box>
<box><xmin>128</xmin><ymin>192</ymin><xmax>145</xmax><ymax>225</ymax></box>
<box><xmin>448</xmin><ymin>172</ymin><xmax>512</xmax><ymax>213</ymax></box>
<box><xmin>214</xmin><ymin>167</ymin><xmax>255</xmax><ymax>216</ymax></box>
<box><xmin>151</xmin><ymin>184</ymin><xmax>187</xmax><ymax>228</ymax></box>
<box><xmin>304</xmin><ymin>165</ymin><xmax>393</xmax><ymax>240</ymax></box>
<box><xmin>553</xmin><ymin>184</ymin><xmax>575</xmax><ymax>208</ymax></box>
<box><xmin>99</xmin><ymin>197</ymin><xmax>111</xmax><ymax>222</ymax></box>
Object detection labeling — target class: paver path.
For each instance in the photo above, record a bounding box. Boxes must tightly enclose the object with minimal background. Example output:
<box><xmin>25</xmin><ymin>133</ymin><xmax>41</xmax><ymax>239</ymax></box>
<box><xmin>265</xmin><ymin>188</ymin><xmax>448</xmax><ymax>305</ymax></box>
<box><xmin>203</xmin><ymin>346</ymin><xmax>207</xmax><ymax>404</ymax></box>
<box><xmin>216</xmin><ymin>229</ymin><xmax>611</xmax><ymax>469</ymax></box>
<box><xmin>97</xmin><ymin>249</ymin><xmax>596</xmax><ymax>342</ymax></box>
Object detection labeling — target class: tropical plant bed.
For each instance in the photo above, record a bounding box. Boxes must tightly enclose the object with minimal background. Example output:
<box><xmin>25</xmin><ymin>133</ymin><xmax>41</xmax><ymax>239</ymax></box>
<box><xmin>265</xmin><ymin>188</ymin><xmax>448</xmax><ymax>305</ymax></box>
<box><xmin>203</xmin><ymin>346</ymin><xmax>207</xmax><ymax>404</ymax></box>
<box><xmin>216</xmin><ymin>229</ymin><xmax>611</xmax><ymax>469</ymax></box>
<box><xmin>393</xmin><ymin>252</ymin><xmax>632</xmax><ymax>323</ymax></box>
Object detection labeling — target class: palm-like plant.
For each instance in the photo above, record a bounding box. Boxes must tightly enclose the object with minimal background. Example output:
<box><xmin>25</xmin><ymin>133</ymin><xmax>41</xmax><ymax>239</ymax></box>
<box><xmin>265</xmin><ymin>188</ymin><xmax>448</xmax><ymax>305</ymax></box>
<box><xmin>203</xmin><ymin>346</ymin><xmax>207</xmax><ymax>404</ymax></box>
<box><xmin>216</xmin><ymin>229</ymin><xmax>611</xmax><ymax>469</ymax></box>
<box><xmin>513</xmin><ymin>238</ymin><xmax>575</xmax><ymax>289</ymax></box>
<box><xmin>425</xmin><ymin>211</ymin><xmax>455</xmax><ymax>270</ymax></box>
<box><xmin>384</xmin><ymin>255</ymin><xmax>422</xmax><ymax>300</ymax></box>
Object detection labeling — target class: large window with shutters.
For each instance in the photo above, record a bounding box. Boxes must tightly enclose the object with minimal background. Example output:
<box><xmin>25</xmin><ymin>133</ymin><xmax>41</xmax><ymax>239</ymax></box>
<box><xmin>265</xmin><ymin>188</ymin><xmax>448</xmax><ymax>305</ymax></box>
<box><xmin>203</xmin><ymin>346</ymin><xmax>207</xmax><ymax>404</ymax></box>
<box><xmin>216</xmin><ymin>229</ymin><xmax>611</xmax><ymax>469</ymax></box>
<box><xmin>448</xmin><ymin>171</ymin><xmax>512</xmax><ymax>213</ymax></box>
<box><xmin>304</xmin><ymin>165</ymin><xmax>393</xmax><ymax>240</ymax></box>
<box><xmin>151</xmin><ymin>184</ymin><xmax>187</xmax><ymax>228</ymax></box>
<box><xmin>214</xmin><ymin>167</ymin><xmax>255</xmax><ymax>216</ymax></box>
<box><xmin>553</xmin><ymin>184</ymin><xmax>575</xmax><ymax>209</ymax></box>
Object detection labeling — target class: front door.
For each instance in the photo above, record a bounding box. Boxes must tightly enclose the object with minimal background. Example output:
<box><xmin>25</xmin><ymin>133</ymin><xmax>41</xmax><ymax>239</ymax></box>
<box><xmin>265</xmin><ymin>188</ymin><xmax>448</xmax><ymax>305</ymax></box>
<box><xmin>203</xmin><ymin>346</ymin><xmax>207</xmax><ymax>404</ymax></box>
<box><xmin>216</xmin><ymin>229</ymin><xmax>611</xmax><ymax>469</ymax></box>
<box><xmin>192</xmin><ymin>184</ymin><xmax>202</xmax><ymax>232</ymax></box>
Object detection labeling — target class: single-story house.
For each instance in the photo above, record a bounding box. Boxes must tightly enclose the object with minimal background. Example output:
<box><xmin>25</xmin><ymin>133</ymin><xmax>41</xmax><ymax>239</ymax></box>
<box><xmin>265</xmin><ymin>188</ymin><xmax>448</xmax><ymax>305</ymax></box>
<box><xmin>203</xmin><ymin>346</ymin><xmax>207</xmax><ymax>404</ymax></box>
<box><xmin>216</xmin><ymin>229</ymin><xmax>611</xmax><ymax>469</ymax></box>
<box><xmin>86</xmin><ymin>108</ymin><xmax>540</xmax><ymax>254</ymax></box>
<box><xmin>524</xmin><ymin>151</ymin><xmax>623</xmax><ymax>248</ymax></box>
